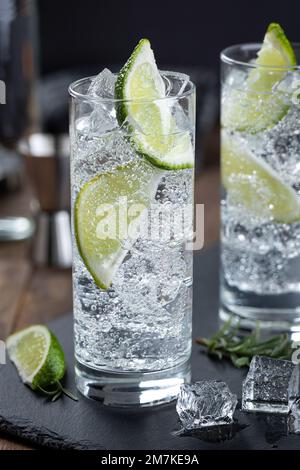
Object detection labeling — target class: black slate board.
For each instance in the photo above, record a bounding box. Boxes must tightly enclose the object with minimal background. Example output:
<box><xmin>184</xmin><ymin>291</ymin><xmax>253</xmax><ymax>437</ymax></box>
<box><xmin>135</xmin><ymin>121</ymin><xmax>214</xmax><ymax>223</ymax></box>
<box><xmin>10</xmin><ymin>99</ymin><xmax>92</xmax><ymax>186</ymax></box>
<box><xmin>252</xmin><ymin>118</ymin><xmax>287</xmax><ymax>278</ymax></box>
<box><xmin>1</xmin><ymin>245</ymin><xmax>300</xmax><ymax>450</ymax></box>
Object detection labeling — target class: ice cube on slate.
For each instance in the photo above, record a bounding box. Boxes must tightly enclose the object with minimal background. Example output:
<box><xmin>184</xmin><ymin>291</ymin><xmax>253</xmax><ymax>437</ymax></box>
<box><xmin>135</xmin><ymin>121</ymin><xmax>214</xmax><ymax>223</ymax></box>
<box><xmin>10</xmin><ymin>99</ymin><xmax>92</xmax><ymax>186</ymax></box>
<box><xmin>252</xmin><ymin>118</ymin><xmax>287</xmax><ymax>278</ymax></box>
<box><xmin>242</xmin><ymin>356</ymin><xmax>300</xmax><ymax>414</ymax></box>
<box><xmin>176</xmin><ymin>380</ymin><xmax>238</xmax><ymax>430</ymax></box>
<box><xmin>88</xmin><ymin>68</ymin><xmax>116</xmax><ymax>98</ymax></box>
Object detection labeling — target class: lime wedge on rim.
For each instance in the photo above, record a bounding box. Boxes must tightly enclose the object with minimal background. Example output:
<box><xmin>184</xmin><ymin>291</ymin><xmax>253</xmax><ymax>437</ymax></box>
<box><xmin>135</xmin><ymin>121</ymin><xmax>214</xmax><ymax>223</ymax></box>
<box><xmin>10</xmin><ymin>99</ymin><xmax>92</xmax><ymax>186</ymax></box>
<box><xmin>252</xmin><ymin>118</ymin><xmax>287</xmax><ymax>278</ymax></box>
<box><xmin>6</xmin><ymin>325</ymin><xmax>65</xmax><ymax>390</ymax></box>
<box><xmin>222</xmin><ymin>131</ymin><xmax>300</xmax><ymax>223</ymax></box>
<box><xmin>75</xmin><ymin>161</ymin><xmax>162</xmax><ymax>289</ymax></box>
<box><xmin>115</xmin><ymin>38</ymin><xmax>194</xmax><ymax>170</ymax></box>
<box><xmin>222</xmin><ymin>23</ymin><xmax>297</xmax><ymax>133</ymax></box>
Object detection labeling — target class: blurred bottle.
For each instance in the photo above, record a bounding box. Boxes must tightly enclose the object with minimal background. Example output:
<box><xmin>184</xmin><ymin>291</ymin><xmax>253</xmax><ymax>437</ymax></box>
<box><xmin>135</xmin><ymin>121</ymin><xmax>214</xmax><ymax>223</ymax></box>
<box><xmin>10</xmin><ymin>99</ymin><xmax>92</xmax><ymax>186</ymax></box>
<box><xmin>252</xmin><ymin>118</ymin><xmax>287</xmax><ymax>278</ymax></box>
<box><xmin>0</xmin><ymin>0</ymin><xmax>39</xmax><ymax>240</ymax></box>
<box><xmin>0</xmin><ymin>0</ymin><xmax>39</xmax><ymax>145</ymax></box>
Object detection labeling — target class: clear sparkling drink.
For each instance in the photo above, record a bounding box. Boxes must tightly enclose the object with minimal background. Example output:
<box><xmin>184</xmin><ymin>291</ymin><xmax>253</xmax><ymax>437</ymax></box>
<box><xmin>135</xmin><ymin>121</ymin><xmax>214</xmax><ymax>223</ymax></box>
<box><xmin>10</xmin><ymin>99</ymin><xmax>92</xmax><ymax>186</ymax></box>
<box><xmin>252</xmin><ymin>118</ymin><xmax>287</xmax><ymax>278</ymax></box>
<box><xmin>69</xmin><ymin>62</ymin><xmax>195</xmax><ymax>405</ymax></box>
<box><xmin>220</xmin><ymin>36</ymin><xmax>300</xmax><ymax>330</ymax></box>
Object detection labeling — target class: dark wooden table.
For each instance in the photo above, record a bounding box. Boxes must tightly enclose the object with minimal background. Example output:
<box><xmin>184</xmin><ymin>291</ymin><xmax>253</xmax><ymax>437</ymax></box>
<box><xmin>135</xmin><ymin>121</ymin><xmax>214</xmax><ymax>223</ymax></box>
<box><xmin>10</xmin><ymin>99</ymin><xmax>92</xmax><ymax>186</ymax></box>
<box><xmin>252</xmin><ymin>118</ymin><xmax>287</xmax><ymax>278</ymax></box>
<box><xmin>0</xmin><ymin>167</ymin><xmax>220</xmax><ymax>450</ymax></box>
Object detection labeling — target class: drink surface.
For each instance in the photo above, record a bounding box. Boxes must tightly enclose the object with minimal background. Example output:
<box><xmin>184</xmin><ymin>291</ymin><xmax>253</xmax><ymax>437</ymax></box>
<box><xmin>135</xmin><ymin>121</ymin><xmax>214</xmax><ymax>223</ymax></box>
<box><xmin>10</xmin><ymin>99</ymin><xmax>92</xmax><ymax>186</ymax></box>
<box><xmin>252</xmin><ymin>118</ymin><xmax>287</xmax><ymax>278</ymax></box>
<box><xmin>221</xmin><ymin>53</ymin><xmax>300</xmax><ymax>318</ymax></box>
<box><xmin>71</xmin><ymin>73</ymin><xmax>194</xmax><ymax>372</ymax></box>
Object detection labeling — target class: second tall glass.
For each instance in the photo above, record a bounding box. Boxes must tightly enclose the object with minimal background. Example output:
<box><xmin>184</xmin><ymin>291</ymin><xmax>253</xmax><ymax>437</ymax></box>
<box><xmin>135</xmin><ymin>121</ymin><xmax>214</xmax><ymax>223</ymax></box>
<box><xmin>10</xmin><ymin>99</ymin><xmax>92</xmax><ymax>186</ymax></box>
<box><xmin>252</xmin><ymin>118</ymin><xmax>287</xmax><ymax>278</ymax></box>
<box><xmin>220</xmin><ymin>43</ymin><xmax>300</xmax><ymax>331</ymax></box>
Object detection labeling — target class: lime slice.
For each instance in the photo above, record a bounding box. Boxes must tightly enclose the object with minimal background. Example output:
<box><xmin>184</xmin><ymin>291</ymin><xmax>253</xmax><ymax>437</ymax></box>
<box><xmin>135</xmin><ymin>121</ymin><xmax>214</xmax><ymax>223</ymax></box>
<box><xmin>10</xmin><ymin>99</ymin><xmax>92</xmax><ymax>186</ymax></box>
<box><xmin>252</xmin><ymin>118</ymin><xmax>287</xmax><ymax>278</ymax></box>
<box><xmin>6</xmin><ymin>325</ymin><xmax>65</xmax><ymax>390</ymax></box>
<box><xmin>222</xmin><ymin>23</ymin><xmax>296</xmax><ymax>133</ymax></box>
<box><xmin>249</xmin><ymin>23</ymin><xmax>296</xmax><ymax>86</ymax></box>
<box><xmin>222</xmin><ymin>132</ymin><xmax>300</xmax><ymax>223</ymax></box>
<box><xmin>115</xmin><ymin>39</ymin><xmax>193</xmax><ymax>169</ymax></box>
<box><xmin>75</xmin><ymin>161</ymin><xmax>162</xmax><ymax>289</ymax></box>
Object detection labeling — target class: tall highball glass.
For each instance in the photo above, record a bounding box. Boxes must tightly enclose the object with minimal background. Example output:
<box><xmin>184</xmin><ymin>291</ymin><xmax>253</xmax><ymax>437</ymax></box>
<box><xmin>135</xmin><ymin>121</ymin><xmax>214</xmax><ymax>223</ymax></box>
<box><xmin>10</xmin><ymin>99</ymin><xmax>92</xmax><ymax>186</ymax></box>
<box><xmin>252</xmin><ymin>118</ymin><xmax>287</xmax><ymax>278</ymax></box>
<box><xmin>69</xmin><ymin>72</ymin><xmax>195</xmax><ymax>406</ymax></box>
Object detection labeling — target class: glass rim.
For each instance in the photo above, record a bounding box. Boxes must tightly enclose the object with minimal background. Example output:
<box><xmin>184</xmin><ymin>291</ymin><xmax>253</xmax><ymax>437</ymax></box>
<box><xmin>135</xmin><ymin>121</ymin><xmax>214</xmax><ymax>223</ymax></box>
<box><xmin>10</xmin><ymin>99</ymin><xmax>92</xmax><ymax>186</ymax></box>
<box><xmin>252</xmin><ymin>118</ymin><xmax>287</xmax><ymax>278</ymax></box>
<box><xmin>221</xmin><ymin>42</ymin><xmax>300</xmax><ymax>70</ymax></box>
<box><xmin>68</xmin><ymin>70</ymin><xmax>195</xmax><ymax>104</ymax></box>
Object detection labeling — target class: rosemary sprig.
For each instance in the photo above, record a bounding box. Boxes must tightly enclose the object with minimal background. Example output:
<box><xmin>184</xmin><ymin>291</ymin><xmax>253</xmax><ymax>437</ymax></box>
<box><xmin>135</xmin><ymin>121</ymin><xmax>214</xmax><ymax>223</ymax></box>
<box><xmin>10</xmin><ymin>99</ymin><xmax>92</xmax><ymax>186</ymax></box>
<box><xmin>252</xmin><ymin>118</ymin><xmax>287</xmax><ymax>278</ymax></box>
<box><xmin>37</xmin><ymin>381</ymin><xmax>78</xmax><ymax>402</ymax></box>
<box><xmin>196</xmin><ymin>317</ymin><xmax>295</xmax><ymax>368</ymax></box>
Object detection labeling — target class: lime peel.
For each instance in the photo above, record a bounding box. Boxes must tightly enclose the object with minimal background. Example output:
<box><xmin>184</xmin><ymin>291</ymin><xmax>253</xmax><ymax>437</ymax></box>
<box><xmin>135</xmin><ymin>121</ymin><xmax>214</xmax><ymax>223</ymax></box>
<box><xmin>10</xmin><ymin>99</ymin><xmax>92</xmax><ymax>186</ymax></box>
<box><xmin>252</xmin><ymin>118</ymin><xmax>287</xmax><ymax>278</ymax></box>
<box><xmin>115</xmin><ymin>39</ymin><xmax>194</xmax><ymax>169</ymax></box>
<box><xmin>7</xmin><ymin>325</ymin><xmax>78</xmax><ymax>401</ymax></box>
<box><xmin>256</xmin><ymin>23</ymin><xmax>297</xmax><ymax>69</ymax></box>
<box><xmin>75</xmin><ymin>161</ymin><xmax>163</xmax><ymax>289</ymax></box>
<box><xmin>222</xmin><ymin>22</ymin><xmax>297</xmax><ymax>133</ymax></box>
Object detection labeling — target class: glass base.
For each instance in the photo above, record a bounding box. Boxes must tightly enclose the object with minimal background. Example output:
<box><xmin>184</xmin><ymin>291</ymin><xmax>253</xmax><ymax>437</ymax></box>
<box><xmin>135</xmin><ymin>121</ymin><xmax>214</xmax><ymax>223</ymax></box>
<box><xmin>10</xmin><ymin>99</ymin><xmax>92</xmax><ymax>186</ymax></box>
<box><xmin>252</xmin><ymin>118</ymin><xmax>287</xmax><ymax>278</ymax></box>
<box><xmin>220</xmin><ymin>280</ymin><xmax>300</xmax><ymax>332</ymax></box>
<box><xmin>75</xmin><ymin>359</ymin><xmax>191</xmax><ymax>407</ymax></box>
<box><xmin>220</xmin><ymin>303</ymin><xmax>300</xmax><ymax>332</ymax></box>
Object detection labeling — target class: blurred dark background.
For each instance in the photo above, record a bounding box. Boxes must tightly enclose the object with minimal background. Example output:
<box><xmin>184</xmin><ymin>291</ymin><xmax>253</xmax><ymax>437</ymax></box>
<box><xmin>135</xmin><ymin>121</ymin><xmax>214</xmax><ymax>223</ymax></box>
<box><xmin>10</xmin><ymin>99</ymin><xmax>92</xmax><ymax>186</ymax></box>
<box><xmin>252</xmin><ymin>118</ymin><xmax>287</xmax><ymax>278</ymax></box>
<box><xmin>2</xmin><ymin>0</ymin><xmax>300</xmax><ymax>157</ymax></box>
<box><xmin>35</xmin><ymin>0</ymin><xmax>300</xmax><ymax>161</ymax></box>
<box><xmin>38</xmin><ymin>0</ymin><xmax>300</xmax><ymax>75</ymax></box>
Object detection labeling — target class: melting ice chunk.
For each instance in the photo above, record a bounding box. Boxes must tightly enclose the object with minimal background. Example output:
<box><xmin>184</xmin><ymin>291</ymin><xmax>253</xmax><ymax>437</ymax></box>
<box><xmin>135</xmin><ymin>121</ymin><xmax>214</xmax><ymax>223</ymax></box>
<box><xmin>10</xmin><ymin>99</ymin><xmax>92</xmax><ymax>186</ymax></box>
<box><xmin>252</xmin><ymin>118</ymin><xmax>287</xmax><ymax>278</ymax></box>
<box><xmin>88</xmin><ymin>106</ymin><xmax>117</xmax><ymax>135</ymax></box>
<box><xmin>176</xmin><ymin>380</ymin><xmax>238</xmax><ymax>430</ymax></box>
<box><xmin>242</xmin><ymin>355</ymin><xmax>300</xmax><ymax>414</ymax></box>
<box><xmin>171</xmin><ymin>103</ymin><xmax>191</xmax><ymax>132</ymax></box>
<box><xmin>88</xmin><ymin>68</ymin><xmax>116</xmax><ymax>98</ymax></box>
<box><xmin>84</xmin><ymin>69</ymin><xmax>118</xmax><ymax>135</ymax></box>
<box><xmin>161</xmin><ymin>70</ymin><xmax>190</xmax><ymax>97</ymax></box>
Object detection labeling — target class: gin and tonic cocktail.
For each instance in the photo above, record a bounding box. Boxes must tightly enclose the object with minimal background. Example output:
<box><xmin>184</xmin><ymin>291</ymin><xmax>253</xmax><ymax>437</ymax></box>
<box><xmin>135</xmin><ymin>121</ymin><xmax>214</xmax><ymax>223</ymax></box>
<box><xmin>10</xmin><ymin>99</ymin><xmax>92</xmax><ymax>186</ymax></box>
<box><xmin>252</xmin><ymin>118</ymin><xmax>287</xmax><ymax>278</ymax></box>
<box><xmin>220</xmin><ymin>23</ymin><xmax>300</xmax><ymax>330</ymax></box>
<box><xmin>69</xmin><ymin>40</ymin><xmax>195</xmax><ymax>405</ymax></box>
